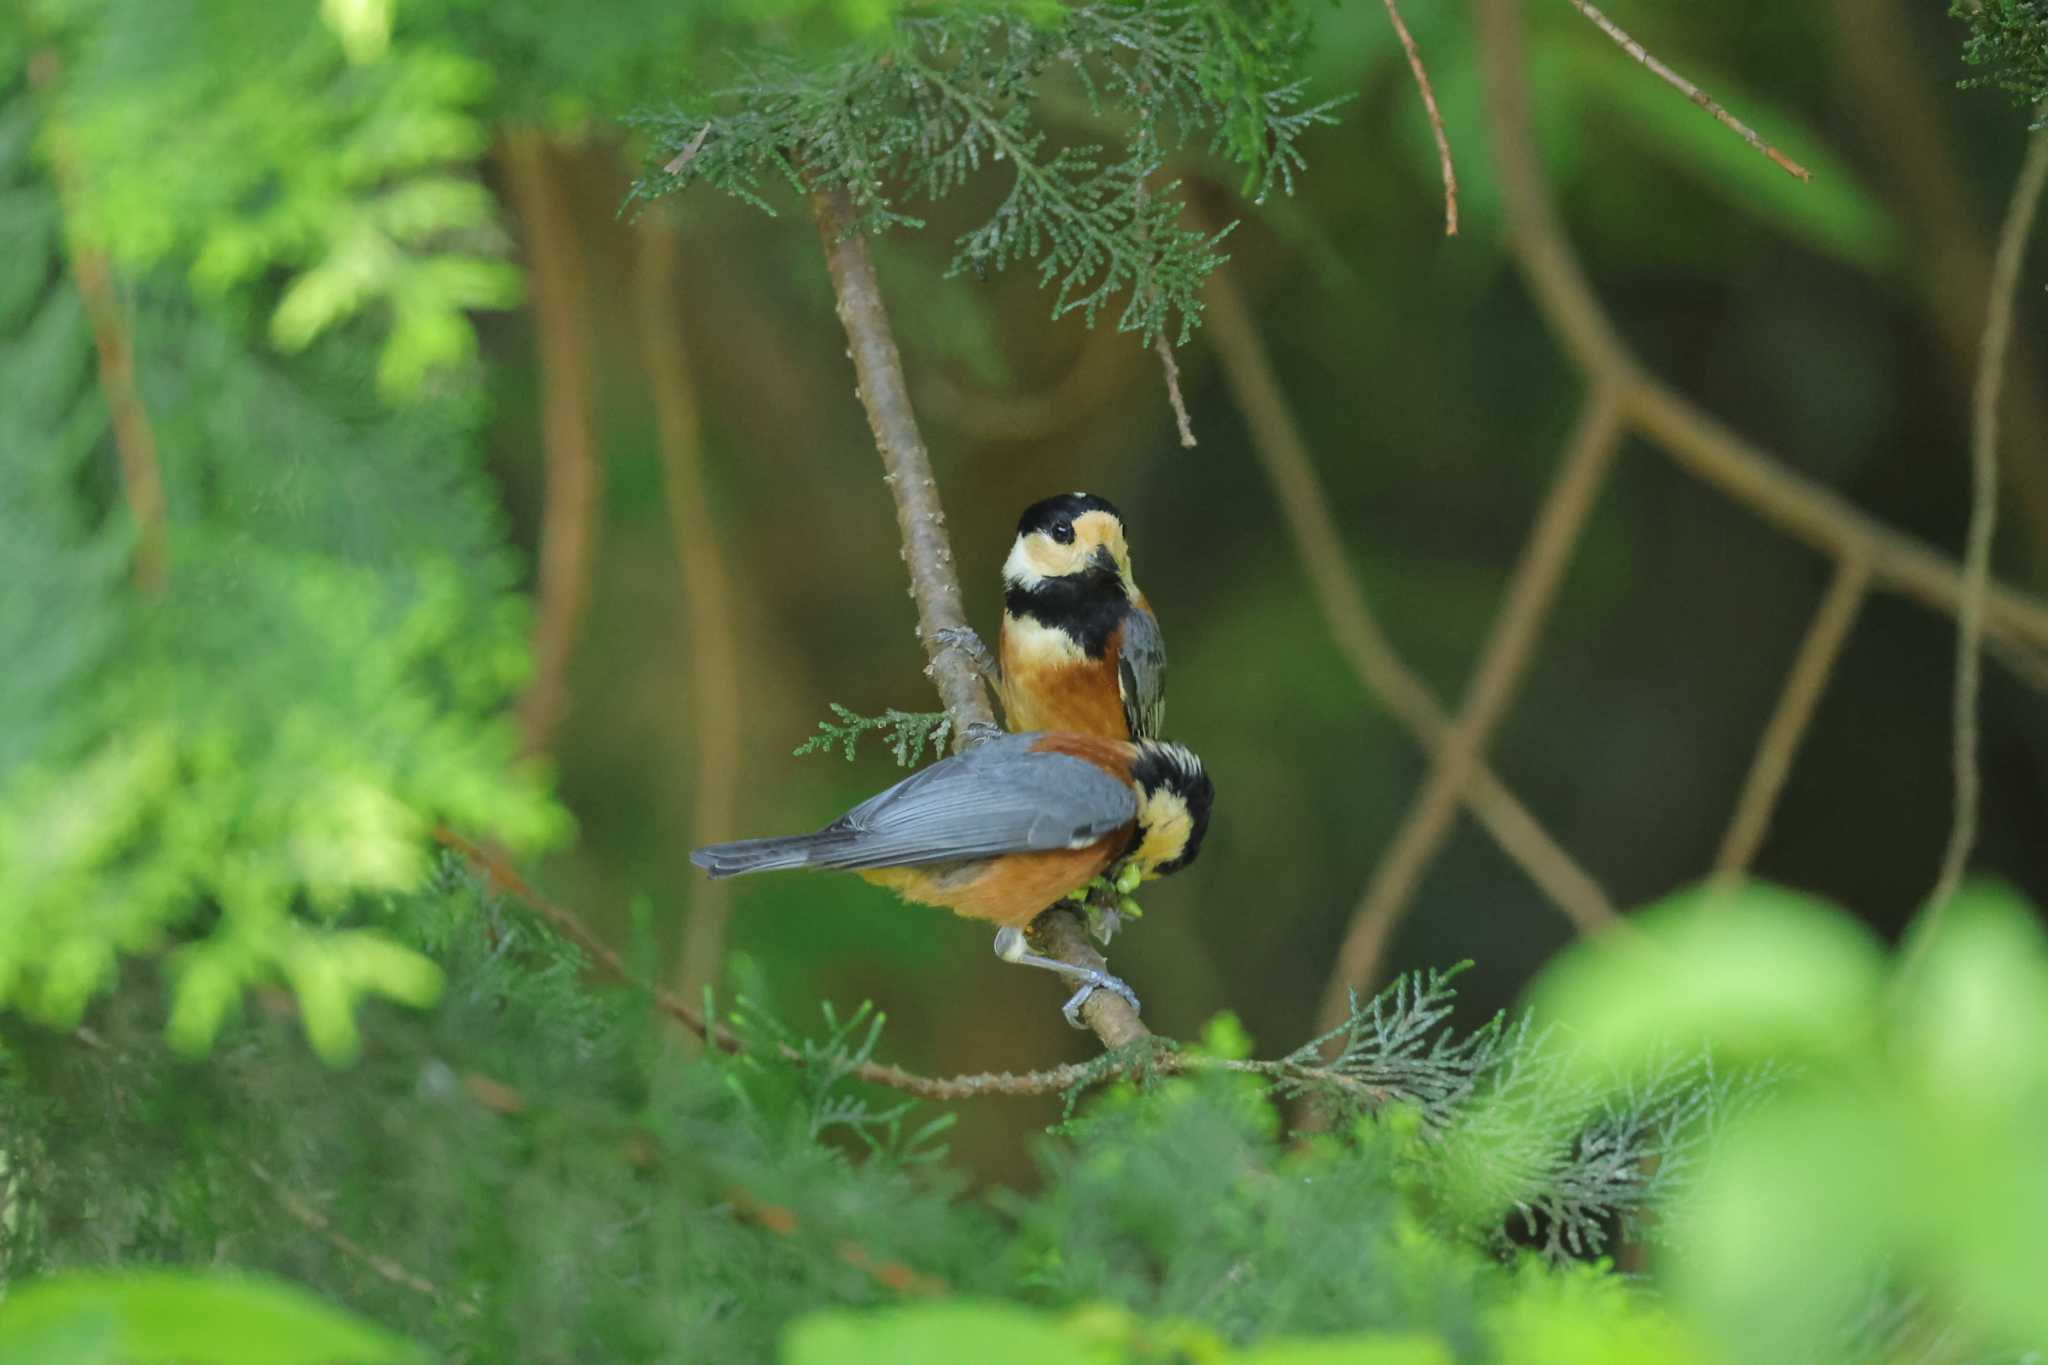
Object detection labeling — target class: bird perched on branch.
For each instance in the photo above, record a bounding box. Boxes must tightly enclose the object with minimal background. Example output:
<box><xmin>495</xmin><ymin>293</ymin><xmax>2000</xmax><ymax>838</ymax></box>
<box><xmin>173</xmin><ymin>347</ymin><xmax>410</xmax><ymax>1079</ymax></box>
<box><xmin>938</xmin><ymin>492</ymin><xmax>1166</xmax><ymax>743</ymax></box>
<box><xmin>690</xmin><ymin>731</ymin><xmax>1211</xmax><ymax>1025</ymax></box>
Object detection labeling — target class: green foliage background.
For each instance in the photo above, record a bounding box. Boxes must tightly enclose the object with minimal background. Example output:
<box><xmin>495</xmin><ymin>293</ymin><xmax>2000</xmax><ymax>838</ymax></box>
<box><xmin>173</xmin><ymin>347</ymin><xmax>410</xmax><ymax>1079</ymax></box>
<box><xmin>4</xmin><ymin>0</ymin><xmax>2048</xmax><ymax>1360</ymax></box>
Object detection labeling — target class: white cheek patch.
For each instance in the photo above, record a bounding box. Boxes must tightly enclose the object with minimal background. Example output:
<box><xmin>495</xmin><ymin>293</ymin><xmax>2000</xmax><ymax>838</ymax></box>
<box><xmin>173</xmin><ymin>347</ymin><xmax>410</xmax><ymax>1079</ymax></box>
<box><xmin>1002</xmin><ymin>536</ymin><xmax>1045</xmax><ymax>590</ymax></box>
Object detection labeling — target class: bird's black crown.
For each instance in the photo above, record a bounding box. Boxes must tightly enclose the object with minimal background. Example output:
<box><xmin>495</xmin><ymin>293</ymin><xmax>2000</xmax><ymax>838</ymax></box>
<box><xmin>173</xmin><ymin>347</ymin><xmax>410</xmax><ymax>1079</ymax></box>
<box><xmin>1015</xmin><ymin>491</ymin><xmax>1121</xmax><ymax>541</ymax></box>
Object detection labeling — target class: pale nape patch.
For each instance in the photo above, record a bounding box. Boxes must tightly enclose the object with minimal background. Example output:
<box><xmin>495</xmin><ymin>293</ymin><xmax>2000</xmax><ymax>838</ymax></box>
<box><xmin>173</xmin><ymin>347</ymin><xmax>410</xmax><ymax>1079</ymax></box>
<box><xmin>1131</xmin><ymin>788</ymin><xmax>1195</xmax><ymax>874</ymax></box>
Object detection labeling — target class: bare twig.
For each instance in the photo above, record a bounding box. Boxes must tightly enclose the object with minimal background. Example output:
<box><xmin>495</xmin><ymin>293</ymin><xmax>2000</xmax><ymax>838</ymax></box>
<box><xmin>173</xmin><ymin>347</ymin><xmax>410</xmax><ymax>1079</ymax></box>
<box><xmin>1918</xmin><ymin>130</ymin><xmax>2048</xmax><ymax>944</ymax></box>
<box><xmin>1565</xmin><ymin>0</ymin><xmax>1810</xmax><ymax>182</ymax></box>
<box><xmin>1475</xmin><ymin>0</ymin><xmax>2048</xmax><ymax>668</ymax></box>
<box><xmin>1201</xmin><ymin>253</ymin><xmax>1620</xmax><ymax>938</ymax></box>
<box><xmin>1314</xmin><ymin>392</ymin><xmax>1626</xmax><ymax>1030</ymax></box>
<box><xmin>1712</xmin><ymin>554</ymin><xmax>1870</xmax><ymax>880</ymax></box>
<box><xmin>636</xmin><ymin>219</ymin><xmax>743</xmax><ymax>1006</ymax></box>
<box><xmin>1378</xmin><ymin>0</ymin><xmax>1458</xmax><ymax>234</ymax></box>
<box><xmin>30</xmin><ymin>51</ymin><xmax>169</xmax><ymax>595</ymax></box>
<box><xmin>502</xmin><ymin>131</ymin><xmax>602</xmax><ymax>756</ymax></box>
<box><xmin>1156</xmin><ymin>333</ymin><xmax>1198</xmax><ymax>447</ymax></box>
<box><xmin>246</xmin><ymin>1158</ymin><xmax>480</xmax><ymax>1317</ymax></box>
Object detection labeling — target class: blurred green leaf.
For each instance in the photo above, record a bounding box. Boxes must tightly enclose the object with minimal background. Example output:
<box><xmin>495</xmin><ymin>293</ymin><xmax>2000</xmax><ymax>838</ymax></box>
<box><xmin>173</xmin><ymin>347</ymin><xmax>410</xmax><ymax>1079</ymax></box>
<box><xmin>1528</xmin><ymin>881</ymin><xmax>1886</xmax><ymax>1073</ymax></box>
<box><xmin>784</xmin><ymin>1301</ymin><xmax>1124</xmax><ymax>1365</ymax></box>
<box><xmin>0</xmin><ymin>1270</ymin><xmax>426</xmax><ymax>1364</ymax></box>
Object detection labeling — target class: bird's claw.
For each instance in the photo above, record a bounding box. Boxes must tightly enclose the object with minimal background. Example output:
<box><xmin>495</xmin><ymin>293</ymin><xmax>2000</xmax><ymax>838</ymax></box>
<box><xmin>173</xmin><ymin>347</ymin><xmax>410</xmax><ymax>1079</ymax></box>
<box><xmin>961</xmin><ymin>720</ymin><xmax>1004</xmax><ymax>748</ymax></box>
<box><xmin>1060</xmin><ymin>970</ymin><xmax>1141</xmax><ymax>1029</ymax></box>
<box><xmin>934</xmin><ymin>626</ymin><xmax>1001</xmax><ymax>687</ymax></box>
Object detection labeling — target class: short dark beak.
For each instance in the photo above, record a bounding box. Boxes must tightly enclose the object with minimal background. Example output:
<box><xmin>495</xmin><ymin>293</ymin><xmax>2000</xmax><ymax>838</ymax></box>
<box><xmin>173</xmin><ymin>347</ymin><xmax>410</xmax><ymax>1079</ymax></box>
<box><xmin>1088</xmin><ymin>545</ymin><xmax>1120</xmax><ymax>576</ymax></box>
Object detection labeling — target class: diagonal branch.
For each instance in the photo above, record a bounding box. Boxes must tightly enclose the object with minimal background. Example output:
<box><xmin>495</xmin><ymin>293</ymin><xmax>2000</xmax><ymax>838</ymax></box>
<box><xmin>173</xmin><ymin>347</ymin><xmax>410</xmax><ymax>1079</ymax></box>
<box><xmin>503</xmin><ymin>131</ymin><xmax>603</xmax><ymax>757</ymax></box>
<box><xmin>1712</xmin><ymin>553</ymin><xmax>1870</xmax><ymax>881</ymax></box>
<box><xmin>636</xmin><ymin>218</ymin><xmax>744</xmax><ymax>1007</ymax></box>
<box><xmin>1917</xmin><ymin>129</ymin><xmax>2048</xmax><ymax>949</ymax></box>
<box><xmin>1565</xmin><ymin>0</ymin><xmax>1809</xmax><ymax>181</ymax></box>
<box><xmin>807</xmin><ymin>187</ymin><xmax>1148</xmax><ymax>1048</ymax></box>
<box><xmin>1313</xmin><ymin>391</ymin><xmax>1627</xmax><ymax>1030</ymax></box>
<box><xmin>1201</xmin><ymin>255</ymin><xmax>1619</xmax><ymax>942</ymax></box>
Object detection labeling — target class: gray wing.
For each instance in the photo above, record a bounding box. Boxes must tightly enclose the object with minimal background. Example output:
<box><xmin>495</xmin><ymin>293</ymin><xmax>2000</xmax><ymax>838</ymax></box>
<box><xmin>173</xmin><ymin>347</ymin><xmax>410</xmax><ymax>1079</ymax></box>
<box><xmin>1117</xmin><ymin>603</ymin><xmax>1167</xmax><ymax>740</ymax></box>
<box><xmin>805</xmin><ymin>733</ymin><xmax>1136</xmax><ymax>871</ymax></box>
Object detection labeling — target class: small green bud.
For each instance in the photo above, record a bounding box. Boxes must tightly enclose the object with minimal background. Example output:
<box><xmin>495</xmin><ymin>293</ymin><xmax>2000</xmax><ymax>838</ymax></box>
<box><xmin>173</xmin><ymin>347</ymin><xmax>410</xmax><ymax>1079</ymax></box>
<box><xmin>1118</xmin><ymin>896</ymin><xmax>1144</xmax><ymax>920</ymax></box>
<box><xmin>1114</xmin><ymin>862</ymin><xmax>1143</xmax><ymax>894</ymax></box>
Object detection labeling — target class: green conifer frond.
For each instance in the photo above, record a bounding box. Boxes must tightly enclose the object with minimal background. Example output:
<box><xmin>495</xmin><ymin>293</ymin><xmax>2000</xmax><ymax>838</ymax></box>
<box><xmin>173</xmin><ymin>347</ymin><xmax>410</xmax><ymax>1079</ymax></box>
<box><xmin>1953</xmin><ymin>0</ymin><xmax>2048</xmax><ymax>120</ymax></box>
<box><xmin>794</xmin><ymin>703</ymin><xmax>954</xmax><ymax>765</ymax></box>
<box><xmin>631</xmin><ymin>2</ymin><xmax>1340</xmax><ymax>343</ymax></box>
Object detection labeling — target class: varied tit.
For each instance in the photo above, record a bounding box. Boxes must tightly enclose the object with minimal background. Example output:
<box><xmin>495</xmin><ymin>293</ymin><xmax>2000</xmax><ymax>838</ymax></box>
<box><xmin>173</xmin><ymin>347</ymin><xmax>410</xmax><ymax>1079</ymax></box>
<box><xmin>937</xmin><ymin>492</ymin><xmax>1165</xmax><ymax>742</ymax></box>
<box><xmin>690</xmin><ymin>732</ymin><xmax>1211</xmax><ymax>1025</ymax></box>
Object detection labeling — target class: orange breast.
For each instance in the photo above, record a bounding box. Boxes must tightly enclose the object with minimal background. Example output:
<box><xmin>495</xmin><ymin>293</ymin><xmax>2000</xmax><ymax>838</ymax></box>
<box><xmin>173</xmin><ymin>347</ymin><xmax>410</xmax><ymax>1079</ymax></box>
<box><xmin>1000</xmin><ymin>626</ymin><xmax>1128</xmax><ymax>739</ymax></box>
<box><xmin>858</xmin><ymin>839</ymin><xmax>1125</xmax><ymax>927</ymax></box>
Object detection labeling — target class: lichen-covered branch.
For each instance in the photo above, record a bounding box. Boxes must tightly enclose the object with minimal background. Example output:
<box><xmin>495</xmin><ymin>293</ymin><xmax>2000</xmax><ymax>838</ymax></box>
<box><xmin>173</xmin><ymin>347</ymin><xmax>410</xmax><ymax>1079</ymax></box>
<box><xmin>808</xmin><ymin>187</ymin><xmax>1152</xmax><ymax>1049</ymax></box>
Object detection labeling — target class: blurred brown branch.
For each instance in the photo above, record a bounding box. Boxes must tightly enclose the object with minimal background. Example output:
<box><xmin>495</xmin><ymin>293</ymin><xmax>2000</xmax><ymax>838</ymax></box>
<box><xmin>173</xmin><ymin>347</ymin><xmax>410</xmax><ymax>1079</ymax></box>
<box><xmin>1377</xmin><ymin>0</ymin><xmax>1458</xmax><ymax>234</ymax></box>
<box><xmin>1314</xmin><ymin>391</ymin><xmax>1627</xmax><ymax>1031</ymax></box>
<box><xmin>1918</xmin><ymin>130</ymin><xmax>2048</xmax><ymax>952</ymax></box>
<box><xmin>636</xmin><ymin>218</ymin><xmax>744</xmax><ymax>1008</ymax></box>
<box><xmin>503</xmin><ymin>131</ymin><xmax>603</xmax><ymax>757</ymax></box>
<box><xmin>1565</xmin><ymin>0</ymin><xmax>1809</xmax><ymax>181</ymax></box>
<box><xmin>1476</xmin><ymin>0</ymin><xmax>2048</xmax><ymax>661</ymax></box>
<box><xmin>1200</xmin><ymin>248</ymin><xmax>1620</xmax><ymax>949</ymax></box>
<box><xmin>31</xmin><ymin>51</ymin><xmax>168</xmax><ymax>596</ymax></box>
<box><xmin>247</xmin><ymin>1158</ymin><xmax>480</xmax><ymax>1318</ymax></box>
<box><xmin>1830</xmin><ymin>0</ymin><xmax>2048</xmax><ymax>567</ymax></box>
<box><xmin>1712</xmin><ymin>555</ymin><xmax>1870</xmax><ymax>881</ymax></box>
<box><xmin>806</xmin><ymin>186</ymin><xmax>1149</xmax><ymax>1049</ymax></box>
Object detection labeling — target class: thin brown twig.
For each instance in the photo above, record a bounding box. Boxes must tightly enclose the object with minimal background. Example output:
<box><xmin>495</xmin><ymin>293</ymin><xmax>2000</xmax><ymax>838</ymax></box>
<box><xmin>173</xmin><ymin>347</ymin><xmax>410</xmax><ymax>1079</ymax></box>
<box><xmin>1377</xmin><ymin>0</ymin><xmax>1458</xmax><ymax>234</ymax></box>
<box><xmin>1313</xmin><ymin>392</ymin><xmax>1627</xmax><ymax>1031</ymax></box>
<box><xmin>1156</xmin><ymin>333</ymin><xmax>1198</xmax><ymax>447</ymax></box>
<box><xmin>1916</xmin><ymin>130</ymin><xmax>2048</xmax><ymax>950</ymax></box>
<box><xmin>246</xmin><ymin>1158</ymin><xmax>480</xmax><ymax>1317</ymax></box>
<box><xmin>635</xmin><ymin>218</ymin><xmax>744</xmax><ymax>1007</ymax></box>
<box><xmin>1475</xmin><ymin>0</ymin><xmax>2048</xmax><ymax>670</ymax></box>
<box><xmin>502</xmin><ymin>131</ymin><xmax>603</xmax><ymax>757</ymax></box>
<box><xmin>30</xmin><ymin>51</ymin><xmax>169</xmax><ymax>595</ymax></box>
<box><xmin>1200</xmin><ymin>252</ymin><xmax>1620</xmax><ymax>938</ymax></box>
<box><xmin>1565</xmin><ymin>0</ymin><xmax>1811</xmax><ymax>182</ymax></box>
<box><xmin>807</xmin><ymin>186</ymin><xmax>1152</xmax><ymax>1048</ymax></box>
<box><xmin>1712</xmin><ymin>554</ymin><xmax>1870</xmax><ymax>881</ymax></box>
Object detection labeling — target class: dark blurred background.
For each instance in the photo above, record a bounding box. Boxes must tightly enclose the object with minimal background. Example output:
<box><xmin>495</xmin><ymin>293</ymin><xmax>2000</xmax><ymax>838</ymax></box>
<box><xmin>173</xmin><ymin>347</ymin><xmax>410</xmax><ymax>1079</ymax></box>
<box><xmin>481</xmin><ymin>2</ymin><xmax>2048</xmax><ymax>1180</ymax></box>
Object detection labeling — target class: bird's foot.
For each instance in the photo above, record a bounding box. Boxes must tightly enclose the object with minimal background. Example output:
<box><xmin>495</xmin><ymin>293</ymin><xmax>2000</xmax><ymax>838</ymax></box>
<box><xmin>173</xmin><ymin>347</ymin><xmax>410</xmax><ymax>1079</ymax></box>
<box><xmin>991</xmin><ymin>927</ymin><xmax>1142</xmax><ymax>1028</ymax></box>
<box><xmin>933</xmin><ymin>626</ymin><xmax>1002</xmax><ymax>688</ymax></box>
<box><xmin>1061</xmin><ymin>971</ymin><xmax>1142</xmax><ymax>1029</ymax></box>
<box><xmin>961</xmin><ymin>719</ymin><xmax>1005</xmax><ymax>749</ymax></box>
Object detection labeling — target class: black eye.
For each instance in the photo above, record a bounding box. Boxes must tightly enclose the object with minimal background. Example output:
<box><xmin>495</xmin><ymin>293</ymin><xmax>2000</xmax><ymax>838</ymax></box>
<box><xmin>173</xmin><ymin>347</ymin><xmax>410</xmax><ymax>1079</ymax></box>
<box><xmin>1049</xmin><ymin>520</ymin><xmax>1075</xmax><ymax>545</ymax></box>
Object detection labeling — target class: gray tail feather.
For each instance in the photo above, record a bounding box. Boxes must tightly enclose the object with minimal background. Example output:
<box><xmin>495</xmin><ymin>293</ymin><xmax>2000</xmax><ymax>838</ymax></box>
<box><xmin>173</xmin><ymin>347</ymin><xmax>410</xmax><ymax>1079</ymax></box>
<box><xmin>689</xmin><ymin>831</ymin><xmax>852</xmax><ymax>879</ymax></box>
